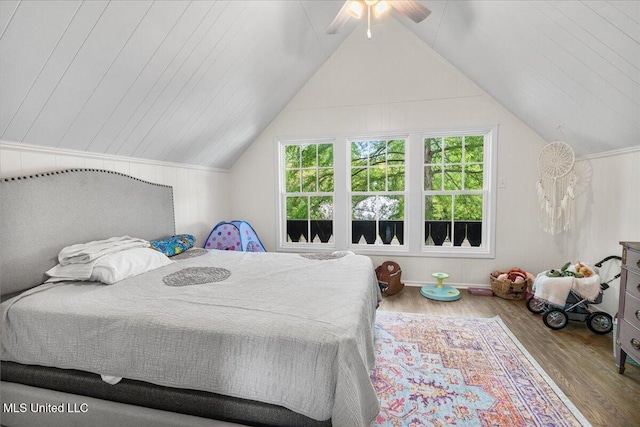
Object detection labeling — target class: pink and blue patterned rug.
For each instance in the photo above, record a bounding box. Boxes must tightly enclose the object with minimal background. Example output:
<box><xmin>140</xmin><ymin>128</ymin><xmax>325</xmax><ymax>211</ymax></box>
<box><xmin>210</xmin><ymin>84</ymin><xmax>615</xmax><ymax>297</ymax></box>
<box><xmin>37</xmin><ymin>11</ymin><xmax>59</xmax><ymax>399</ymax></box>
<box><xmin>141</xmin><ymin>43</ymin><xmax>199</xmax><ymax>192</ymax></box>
<box><xmin>372</xmin><ymin>311</ymin><xmax>591</xmax><ymax>427</ymax></box>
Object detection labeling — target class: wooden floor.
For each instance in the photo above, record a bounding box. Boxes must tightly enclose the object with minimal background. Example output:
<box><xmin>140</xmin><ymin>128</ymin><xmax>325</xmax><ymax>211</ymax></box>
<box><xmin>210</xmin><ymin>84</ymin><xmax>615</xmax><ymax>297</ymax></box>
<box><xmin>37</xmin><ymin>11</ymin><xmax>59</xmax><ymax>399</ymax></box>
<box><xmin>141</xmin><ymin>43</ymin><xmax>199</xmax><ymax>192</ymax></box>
<box><xmin>378</xmin><ymin>287</ymin><xmax>640</xmax><ymax>427</ymax></box>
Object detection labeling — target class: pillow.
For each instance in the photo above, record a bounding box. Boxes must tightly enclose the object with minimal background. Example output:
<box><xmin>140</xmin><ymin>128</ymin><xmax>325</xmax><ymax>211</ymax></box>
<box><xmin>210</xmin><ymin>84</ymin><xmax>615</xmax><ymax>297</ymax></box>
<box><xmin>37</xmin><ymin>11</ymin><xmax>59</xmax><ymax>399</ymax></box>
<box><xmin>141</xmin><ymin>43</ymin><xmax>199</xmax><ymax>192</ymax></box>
<box><xmin>90</xmin><ymin>247</ymin><xmax>173</xmax><ymax>284</ymax></box>
<box><xmin>150</xmin><ymin>234</ymin><xmax>195</xmax><ymax>257</ymax></box>
<box><xmin>46</xmin><ymin>247</ymin><xmax>173</xmax><ymax>285</ymax></box>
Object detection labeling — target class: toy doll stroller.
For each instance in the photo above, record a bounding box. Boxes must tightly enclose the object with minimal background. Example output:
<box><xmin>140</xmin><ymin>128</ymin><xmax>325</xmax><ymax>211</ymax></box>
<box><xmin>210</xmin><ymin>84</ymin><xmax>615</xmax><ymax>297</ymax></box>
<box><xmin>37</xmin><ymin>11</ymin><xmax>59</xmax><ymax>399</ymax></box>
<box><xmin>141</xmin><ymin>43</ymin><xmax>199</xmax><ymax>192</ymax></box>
<box><xmin>526</xmin><ymin>256</ymin><xmax>621</xmax><ymax>334</ymax></box>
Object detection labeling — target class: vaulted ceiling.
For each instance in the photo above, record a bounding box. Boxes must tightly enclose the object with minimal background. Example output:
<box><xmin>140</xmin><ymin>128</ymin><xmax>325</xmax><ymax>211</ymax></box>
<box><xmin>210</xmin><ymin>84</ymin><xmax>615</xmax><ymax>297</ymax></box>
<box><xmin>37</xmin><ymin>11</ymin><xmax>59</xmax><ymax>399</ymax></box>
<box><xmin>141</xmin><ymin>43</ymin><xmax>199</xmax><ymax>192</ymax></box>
<box><xmin>1</xmin><ymin>1</ymin><xmax>638</xmax><ymax>168</ymax></box>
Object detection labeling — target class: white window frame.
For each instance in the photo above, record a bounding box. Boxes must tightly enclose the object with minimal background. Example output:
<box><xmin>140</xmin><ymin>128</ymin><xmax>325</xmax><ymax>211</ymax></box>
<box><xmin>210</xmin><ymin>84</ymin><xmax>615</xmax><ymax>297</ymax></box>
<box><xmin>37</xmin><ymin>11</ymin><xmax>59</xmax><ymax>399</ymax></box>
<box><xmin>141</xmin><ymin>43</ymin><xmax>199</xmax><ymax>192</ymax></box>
<box><xmin>275</xmin><ymin>126</ymin><xmax>497</xmax><ymax>258</ymax></box>
<box><xmin>419</xmin><ymin>127</ymin><xmax>497</xmax><ymax>258</ymax></box>
<box><xmin>276</xmin><ymin>138</ymin><xmax>337</xmax><ymax>251</ymax></box>
<box><xmin>346</xmin><ymin>135</ymin><xmax>409</xmax><ymax>254</ymax></box>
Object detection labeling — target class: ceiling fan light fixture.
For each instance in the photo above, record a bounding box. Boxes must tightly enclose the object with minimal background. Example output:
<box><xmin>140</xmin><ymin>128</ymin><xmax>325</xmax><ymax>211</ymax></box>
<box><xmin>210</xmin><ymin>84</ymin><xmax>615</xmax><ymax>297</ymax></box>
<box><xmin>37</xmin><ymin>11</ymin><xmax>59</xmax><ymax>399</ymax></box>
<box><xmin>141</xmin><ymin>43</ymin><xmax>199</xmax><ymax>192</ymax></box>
<box><xmin>373</xmin><ymin>0</ymin><xmax>389</xmax><ymax>17</ymax></box>
<box><xmin>327</xmin><ymin>0</ymin><xmax>431</xmax><ymax>37</ymax></box>
<box><xmin>347</xmin><ymin>0</ymin><xmax>364</xmax><ymax>19</ymax></box>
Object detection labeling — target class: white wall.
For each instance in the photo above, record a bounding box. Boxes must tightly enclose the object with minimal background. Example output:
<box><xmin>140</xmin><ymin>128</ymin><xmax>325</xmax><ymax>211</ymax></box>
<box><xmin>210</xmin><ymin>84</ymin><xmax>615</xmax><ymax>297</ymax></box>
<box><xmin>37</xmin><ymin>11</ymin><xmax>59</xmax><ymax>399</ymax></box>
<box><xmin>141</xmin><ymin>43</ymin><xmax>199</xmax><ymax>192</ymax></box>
<box><xmin>566</xmin><ymin>148</ymin><xmax>640</xmax><ymax>315</ymax></box>
<box><xmin>229</xmin><ymin>18</ymin><xmax>573</xmax><ymax>288</ymax></box>
<box><xmin>0</xmin><ymin>141</ymin><xmax>230</xmax><ymax>246</ymax></box>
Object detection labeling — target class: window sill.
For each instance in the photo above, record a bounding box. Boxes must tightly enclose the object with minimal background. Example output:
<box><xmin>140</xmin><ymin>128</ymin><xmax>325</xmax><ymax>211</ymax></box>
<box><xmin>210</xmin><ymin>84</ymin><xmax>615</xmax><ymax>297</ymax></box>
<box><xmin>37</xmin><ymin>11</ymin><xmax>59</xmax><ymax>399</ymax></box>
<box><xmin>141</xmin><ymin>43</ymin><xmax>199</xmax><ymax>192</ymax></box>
<box><xmin>277</xmin><ymin>244</ymin><xmax>494</xmax><ymax>259</ymax></box>
<box><xmin>351</xmin><ymin>247</ymin><xmax>494</xmax><ymax>259</ymax></box>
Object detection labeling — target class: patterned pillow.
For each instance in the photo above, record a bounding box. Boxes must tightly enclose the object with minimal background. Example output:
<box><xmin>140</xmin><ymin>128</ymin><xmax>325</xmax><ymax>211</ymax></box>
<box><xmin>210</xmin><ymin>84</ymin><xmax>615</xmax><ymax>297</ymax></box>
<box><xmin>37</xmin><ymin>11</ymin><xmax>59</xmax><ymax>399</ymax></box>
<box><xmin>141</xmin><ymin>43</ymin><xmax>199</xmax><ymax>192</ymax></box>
<box><xmin>150</xmin><ymin>234</ymin><xmax>195</xmax><ymax>257</ymax></box>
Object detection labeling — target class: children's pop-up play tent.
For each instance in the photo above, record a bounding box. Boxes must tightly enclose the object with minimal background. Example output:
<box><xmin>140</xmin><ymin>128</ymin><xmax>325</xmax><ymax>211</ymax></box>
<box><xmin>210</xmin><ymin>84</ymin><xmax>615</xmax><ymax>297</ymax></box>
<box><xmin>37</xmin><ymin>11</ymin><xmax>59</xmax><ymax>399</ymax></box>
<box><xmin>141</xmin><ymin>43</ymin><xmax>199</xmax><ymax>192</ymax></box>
<box><xmin>203</xmin><ymin>221</ymin><xmax>266</xmax><ymax>252</ymax></box>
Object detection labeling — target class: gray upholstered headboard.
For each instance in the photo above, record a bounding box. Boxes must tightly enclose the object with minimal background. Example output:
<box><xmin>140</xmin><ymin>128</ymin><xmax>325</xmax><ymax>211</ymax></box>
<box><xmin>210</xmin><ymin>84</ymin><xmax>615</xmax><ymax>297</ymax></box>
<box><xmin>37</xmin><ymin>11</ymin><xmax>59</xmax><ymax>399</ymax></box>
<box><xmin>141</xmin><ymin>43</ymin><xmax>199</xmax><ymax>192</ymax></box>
<box><xmin>0</xmin><ymin>169</ymin><xmax>175</xmax><ymax>297</ymax></box>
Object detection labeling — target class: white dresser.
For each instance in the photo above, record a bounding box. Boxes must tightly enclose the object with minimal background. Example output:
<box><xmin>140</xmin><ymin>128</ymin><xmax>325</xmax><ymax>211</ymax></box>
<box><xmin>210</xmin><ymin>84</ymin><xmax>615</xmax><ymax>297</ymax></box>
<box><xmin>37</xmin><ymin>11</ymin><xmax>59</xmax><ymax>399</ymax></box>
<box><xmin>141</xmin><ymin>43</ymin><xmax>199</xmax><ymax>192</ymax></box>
<box><xmin>616</xmin><ymin>241</ymin><xmax>640</xmax><ymax>374</ymax></box>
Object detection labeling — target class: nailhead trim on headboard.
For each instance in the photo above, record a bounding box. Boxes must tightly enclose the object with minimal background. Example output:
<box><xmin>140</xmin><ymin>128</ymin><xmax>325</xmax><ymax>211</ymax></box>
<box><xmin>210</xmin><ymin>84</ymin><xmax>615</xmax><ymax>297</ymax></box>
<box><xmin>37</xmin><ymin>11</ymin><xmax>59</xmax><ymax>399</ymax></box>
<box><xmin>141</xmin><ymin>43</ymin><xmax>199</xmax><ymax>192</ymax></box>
<box><xmin>2</xmin><ymin>168</ymin><xmax>171</xmax><ymax>188</ymax></box>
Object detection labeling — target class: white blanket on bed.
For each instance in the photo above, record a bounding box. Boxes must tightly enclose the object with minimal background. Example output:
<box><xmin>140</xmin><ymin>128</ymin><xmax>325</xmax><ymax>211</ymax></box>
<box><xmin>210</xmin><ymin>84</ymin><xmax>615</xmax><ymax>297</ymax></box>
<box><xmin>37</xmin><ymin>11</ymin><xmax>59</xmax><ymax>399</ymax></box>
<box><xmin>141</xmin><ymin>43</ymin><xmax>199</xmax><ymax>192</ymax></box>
<box><xmin>57</xmin><ymin>236</ymin><xmax>149</xmax><ymax>265</ymax></box>
<box><xmin>45</xmin><ymin>260</ymin><xmax>97</xmax><ymax>282</ymax></box>
<box><xmin>45</xmin><ymin>236</ymin><xmax>152</xmax><ymax>282</ymax></box>
<box><xmin>1</xmin><ymin>250</ymin><xmax>381</xmax><ymax>426</ymax></box>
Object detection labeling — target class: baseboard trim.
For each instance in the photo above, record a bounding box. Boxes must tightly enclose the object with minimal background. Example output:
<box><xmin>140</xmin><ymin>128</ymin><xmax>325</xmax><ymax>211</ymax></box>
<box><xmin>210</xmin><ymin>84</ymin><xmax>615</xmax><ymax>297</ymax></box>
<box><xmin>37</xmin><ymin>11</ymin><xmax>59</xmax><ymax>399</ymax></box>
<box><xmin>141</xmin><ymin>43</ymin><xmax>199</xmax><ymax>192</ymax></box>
<box><xmin>403</xmin><ymin>281</ymin><xmax>491</xmax><ymax>290</ymax></box>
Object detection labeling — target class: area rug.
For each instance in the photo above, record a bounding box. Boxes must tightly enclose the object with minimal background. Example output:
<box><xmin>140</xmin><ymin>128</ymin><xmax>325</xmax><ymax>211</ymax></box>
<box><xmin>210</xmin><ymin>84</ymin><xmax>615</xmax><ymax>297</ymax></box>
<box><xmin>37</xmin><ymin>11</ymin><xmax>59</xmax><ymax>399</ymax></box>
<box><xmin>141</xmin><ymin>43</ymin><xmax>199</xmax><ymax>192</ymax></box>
<box><xmin>372</xmin><ymin>311</ymin><xmax>591</xmax><ymax>427</ymax></box>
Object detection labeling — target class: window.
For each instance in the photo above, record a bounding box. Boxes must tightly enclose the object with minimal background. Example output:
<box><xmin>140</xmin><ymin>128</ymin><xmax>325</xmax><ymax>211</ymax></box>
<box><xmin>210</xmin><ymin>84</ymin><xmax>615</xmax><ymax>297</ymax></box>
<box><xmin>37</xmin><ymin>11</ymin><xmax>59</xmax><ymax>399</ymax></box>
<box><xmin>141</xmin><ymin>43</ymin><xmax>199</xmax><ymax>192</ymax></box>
<box><xmin>276</xmin><ymin>127</ymin><xmax>496</xmax><ymax>258</ymax></box>
<box><xmin>422</xmin><ymin>130</ymin><xmax>495</xmax><ymax>256</ymax></box>
<box><xmin>280</xmin><ymin>141</ymin><xmax>334</xmax><ymax>245</ymax></box>
<box><xmin>350</xmin><ymin>138</ymin><xmax>406</xmax><ymax>247</ymax></box>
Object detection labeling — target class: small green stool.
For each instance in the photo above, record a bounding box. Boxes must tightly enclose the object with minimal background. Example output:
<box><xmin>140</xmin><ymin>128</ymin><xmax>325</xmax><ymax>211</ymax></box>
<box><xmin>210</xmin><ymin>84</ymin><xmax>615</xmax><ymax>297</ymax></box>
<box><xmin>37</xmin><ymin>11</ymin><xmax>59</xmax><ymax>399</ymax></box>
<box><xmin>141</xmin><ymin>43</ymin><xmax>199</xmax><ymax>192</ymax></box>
<box><xmin>420</xmin><ymin>272</ymin><xmax>460</xmax><ymax>301</ymax></box>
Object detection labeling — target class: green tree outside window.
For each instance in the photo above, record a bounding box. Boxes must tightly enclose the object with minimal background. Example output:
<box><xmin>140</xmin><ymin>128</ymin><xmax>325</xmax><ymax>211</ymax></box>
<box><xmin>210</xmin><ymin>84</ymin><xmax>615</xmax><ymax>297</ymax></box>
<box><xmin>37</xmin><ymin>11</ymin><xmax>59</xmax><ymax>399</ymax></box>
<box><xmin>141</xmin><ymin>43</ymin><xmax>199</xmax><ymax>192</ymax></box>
<box><xmin>424</xmin><ymin>135</ymin><xmax>484</xmax><ymax>247</ymax></box>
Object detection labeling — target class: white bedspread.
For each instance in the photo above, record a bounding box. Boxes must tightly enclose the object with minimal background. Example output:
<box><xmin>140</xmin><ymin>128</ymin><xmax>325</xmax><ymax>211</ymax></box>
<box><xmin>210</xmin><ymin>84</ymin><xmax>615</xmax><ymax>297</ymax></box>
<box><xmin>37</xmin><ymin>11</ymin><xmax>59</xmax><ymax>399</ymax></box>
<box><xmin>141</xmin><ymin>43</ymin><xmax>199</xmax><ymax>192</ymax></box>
<box><xmin>1</xmin><ymin>250</ymin><xmax>381</xmax><ymax>426</ymax></box>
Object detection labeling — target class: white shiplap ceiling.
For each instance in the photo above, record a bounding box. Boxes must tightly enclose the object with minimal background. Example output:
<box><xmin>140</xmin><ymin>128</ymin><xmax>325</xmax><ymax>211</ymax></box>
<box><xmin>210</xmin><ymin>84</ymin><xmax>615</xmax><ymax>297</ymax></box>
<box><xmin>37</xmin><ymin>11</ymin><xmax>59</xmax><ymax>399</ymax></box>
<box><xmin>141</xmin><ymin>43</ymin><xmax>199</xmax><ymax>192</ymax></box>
<box><xmin>0</xmin><ymin>0</ymin><xmax>354</xmax><ymax>168</ymax></box>
<box><xmin>402</xmin><ymin>0</ymin><xmax>640</xmax><ymax>156</ymax></box>
<box><xmin>1</xmin><ymin>1</ymin><xmax>638</xmax><ymax>168</ymax></box>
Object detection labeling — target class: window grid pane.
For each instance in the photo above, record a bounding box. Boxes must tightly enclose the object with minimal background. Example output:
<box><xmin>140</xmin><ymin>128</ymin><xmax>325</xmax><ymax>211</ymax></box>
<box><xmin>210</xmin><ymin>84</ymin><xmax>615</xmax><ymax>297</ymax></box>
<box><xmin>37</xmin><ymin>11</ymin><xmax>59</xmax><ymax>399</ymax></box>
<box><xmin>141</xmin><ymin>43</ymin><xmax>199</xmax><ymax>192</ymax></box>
<box><xmin>350</xmin><ymin>139</ymin><xmax>406</xmax><ymax>246</ymax></box>
<box><xmin>284</xmin><ymin>142</ymin><xmax>334</xmax><ymax>244</ymax></box>
<box><xmin>424</xmin><ymin>134</ymin><xmax>485</xmax><ymax>248</ymax></box>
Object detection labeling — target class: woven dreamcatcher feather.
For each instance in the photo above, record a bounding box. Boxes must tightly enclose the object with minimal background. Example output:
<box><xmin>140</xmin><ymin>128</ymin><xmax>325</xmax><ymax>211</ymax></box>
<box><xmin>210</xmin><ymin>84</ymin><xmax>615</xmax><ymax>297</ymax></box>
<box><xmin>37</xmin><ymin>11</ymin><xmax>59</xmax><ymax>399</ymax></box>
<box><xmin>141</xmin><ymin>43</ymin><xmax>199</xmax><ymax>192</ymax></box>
<box><xmin>537</xmin><ymin>141</ymin><xmax>575</xmax><ymax>235</ymax></box>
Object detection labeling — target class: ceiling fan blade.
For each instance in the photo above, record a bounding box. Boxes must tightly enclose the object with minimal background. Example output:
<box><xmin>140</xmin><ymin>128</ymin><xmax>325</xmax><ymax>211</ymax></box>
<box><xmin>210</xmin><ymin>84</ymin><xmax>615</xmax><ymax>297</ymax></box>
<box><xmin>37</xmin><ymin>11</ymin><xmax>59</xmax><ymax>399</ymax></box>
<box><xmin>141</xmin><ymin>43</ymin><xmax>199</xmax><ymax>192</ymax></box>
<box><xmin>390</xmin><ymin>0</ymin><xmax>431</xmax><ymax>23</ymax></box>
<box><xmin>326</xmin><ymin>1</ymin><xmax>352</xmax><ymax>35</ymax></box>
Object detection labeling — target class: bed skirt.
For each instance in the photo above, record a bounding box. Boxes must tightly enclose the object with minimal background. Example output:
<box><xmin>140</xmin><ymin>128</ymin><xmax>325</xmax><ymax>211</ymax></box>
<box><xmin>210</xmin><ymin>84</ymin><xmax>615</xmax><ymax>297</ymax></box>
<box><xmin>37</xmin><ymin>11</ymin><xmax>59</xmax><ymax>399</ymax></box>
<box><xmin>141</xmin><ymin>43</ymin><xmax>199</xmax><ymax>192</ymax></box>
<box><xmin>0</xmin><ymin>362</ymin><xmax>331</xmax><ymax>427</ymax></box>
<box><xmin>1</xmin><ymin>381</ymin><xmax>241</xmax><ymax>427</ymax></box>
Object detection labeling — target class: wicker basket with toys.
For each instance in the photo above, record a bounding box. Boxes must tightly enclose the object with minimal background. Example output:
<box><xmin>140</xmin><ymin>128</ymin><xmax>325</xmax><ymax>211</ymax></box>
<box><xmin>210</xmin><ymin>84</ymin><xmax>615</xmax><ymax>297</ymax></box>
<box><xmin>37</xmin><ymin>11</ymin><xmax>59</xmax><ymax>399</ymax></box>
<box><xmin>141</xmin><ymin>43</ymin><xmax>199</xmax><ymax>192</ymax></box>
<box><xmin>489</xmin><ymin>268</ymin><xmax>534</xmax><ymax>300</ymax></box>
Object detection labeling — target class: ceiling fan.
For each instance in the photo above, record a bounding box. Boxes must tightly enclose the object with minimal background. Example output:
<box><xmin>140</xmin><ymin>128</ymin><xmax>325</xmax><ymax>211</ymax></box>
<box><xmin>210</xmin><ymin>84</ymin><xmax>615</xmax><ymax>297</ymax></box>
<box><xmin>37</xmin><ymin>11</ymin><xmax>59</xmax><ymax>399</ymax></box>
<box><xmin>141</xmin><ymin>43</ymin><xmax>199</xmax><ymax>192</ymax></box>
<box><xmin>327</xmin><ymin>0</ymin><xmax>431</xmax><ymax>39</ymax></box>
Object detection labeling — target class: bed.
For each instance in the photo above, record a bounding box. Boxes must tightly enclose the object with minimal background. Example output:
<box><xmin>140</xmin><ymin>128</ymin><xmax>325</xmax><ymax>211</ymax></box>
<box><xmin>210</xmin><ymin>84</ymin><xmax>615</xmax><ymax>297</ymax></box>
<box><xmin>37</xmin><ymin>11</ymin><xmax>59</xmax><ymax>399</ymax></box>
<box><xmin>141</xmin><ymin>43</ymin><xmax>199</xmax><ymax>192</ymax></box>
<box><xmin>0</xmin><ymin>169</ymin><xmax>381</xmax><ymax>427</ymax></box>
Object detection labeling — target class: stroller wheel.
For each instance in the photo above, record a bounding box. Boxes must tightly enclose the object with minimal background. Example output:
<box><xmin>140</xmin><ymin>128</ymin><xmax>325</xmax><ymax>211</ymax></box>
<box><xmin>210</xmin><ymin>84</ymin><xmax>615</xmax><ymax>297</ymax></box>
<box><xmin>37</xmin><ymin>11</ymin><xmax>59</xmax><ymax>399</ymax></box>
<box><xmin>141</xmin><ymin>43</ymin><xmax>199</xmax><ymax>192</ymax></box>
<box><xmin>526</xmin><ymin>296</ymin><xmax>546</xmax><ymax>314</ymax></box>
<box><xmin>543</xmin><ymin>309</ymin><xmax>568</xmax><ymax>330</ymax></box>
<box><xmin>587</xmin><ymin>312</ymin><xmax>613</xmax><ymax>334</ymax></box>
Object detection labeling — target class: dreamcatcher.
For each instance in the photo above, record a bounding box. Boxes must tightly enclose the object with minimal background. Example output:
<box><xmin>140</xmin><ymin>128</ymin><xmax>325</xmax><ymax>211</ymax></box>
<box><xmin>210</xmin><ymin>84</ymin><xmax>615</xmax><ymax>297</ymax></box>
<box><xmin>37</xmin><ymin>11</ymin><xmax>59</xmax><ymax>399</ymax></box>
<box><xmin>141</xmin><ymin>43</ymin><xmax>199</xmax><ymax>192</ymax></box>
<box><xmin>536</xmin><ymin>141</ymin><xmax>576</xmax><ymax>235</ymax></box>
